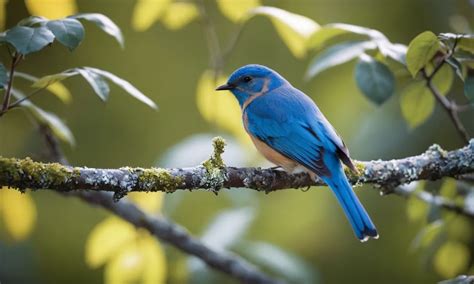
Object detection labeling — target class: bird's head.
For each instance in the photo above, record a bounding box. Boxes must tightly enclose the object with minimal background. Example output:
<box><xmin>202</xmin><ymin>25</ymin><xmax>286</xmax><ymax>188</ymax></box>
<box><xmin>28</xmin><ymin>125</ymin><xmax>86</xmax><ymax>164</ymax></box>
<box><xmin>216</xmin><ymin>64</ymin><xmax>288</xmax><ymax>107</ymax></box>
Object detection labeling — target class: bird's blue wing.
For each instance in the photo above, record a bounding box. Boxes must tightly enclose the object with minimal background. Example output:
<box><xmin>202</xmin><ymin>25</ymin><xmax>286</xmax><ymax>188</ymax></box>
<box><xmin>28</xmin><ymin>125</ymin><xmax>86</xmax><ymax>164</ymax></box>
<box><xmin>245</xmin><ymin>87</ymin><xmax>331</xmax><ymax>176</ymax></box>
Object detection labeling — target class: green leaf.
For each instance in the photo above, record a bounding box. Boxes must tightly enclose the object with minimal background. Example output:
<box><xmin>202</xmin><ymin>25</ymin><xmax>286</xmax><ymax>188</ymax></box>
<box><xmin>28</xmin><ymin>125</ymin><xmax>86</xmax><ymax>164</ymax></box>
<box><xmin>46</xmin><ymin>18</ymin><xmax>84</xmax><ymax>51</ymax></box>
<box><xmin>464</xmin><ymin>69</ymin><xmax>474</xmax><ymax>103</ymax></box>
<box><xmin>411</xmin><ymin>220</ymin><xmax>444</xmax><ymax>250</ymax></box>
<box><xmin>446</xmin><ymin>56</ymin><xmax>465</xmax><ymax>80</ymax></box>
<box><xmin>306</xmin><ymin>40</ymin><xmax>376</xmax><ymax>79</ymax></box>
<box><xmin>307</xmin><ymin>23</ymin><xmax>388</xmax><ymax>49</ymax></box>
<box><xmin>406</xmin><ymin>194</ymin><xmax>429</xmax><ymax>222</ymax></box>
<box><xmin>439</xmin><ymin>178</ymin><xmax>457</xmax><ymax>199</ymax></box>
<box><xmin>406</xmin><ymin>31</ymin><xmax>442</xmax><ymax>77</ymax></box>
<box><xmin>32</xmin><ymin>70</ymin><xmax>79</xmax><ymax>89</ymax></box>
<box><xmin>77</xmin><ymin>68</ymin><xmax>110</xmax><ymax>101</ymax></box>
<box><xmin>70</xmin><ymin>13</ymin><xmax>124</xmax><ymax>48</ymax></box>
<box><xmin>85</xmin><ymin>67</ymin><xmax>157</xmax><ymax>109</ymax></box>
<box><xmin>11</xmin><ymin>89</ymin><xmax>75</xmax><ymax>145</ymax></box>
<box><xmin>434</xmin><ymin>241</ymin><xmax>470</xmax><ymax>278</ymax></box>
<box><xmin>458</xmin><ymin>36</ymin><xmax>474</xmax><ymax>53</ymax></box>
<box><xmin>307</xmin><ymin>25</ymin><xmax>355</xmax><ymax>50</ymax></box>
<box><xmin>440</xmin><ymin>33</ymin><xmax>474</xmax><ymax>53</ymax></box>
<box><xmin>377</xmin><ymin>42</ymin><xmax>407</xmax><ymax>65</ymax></box>
<box><xmin>249</xmin><ymin>6</ymin><xmax>319</xmax><ymax>58</ymax></box>
<box><xmin>432</xmin><ymin>64</ymin><xmax>454</xmax><ymax>95</ymax></box>
<box><xmin>400</xmin><ymin>81</ymin><xmax>435</xmax><ymax>128</ymax></box>
<box><xmin>354</xmin><ymin>54</ymin><xmax>395</xmax><ymax>105</ymax></box>
<box><xmin>17</xmin><ymin>16</ymin><xmax>48</xmax><ymax>27</ymax></box>
<box><xmin>0</xmin><ymin>63</ymin><xmax>8</xmax><ymax>88</ymax></box>
<box><xmin>5</xmin><ymin>26</ymin><xmax>55</xmax><ymax>55</ymax></box>
<box><xmin>216</xmin><ymin>0</ymin><xmax>260</xmax><ymax>23</ymax></box>
<box><xmin>447</xmin><ymin>216</ymin><xmax>472</xmax><ymax>242</ymax></box>
<box><xmin>15</xmin><ymin>71</ymin><xmax>72</xmax><ymax>103</ymax></box>
<box><xmin>306</xmin><ymin>23</ymin><xmax>407</xmax><ymax>65</ymax></box>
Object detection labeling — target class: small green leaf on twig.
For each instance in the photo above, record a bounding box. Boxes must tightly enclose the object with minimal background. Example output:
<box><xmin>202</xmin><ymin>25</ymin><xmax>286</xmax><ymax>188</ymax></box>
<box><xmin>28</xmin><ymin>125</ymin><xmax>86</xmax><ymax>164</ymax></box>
<box><xmin>46</xmin><ymin>18</ymin><xmax>85</xmax><ymax>51</ymax></box>
<box><xmin>5</xmin><ymin>26</ymin><xmax>55</xmax><ymax>55</ymax></box>
<box><xmin>354</xmin><ymin>54</ymin><xmax>395</xmax><ymax>105</ymax></box>
<box><xmin>406</xmin><ymin>31</ymin><xmax>442</xmax><ymax>77</ymax></box>
<box><xmin>70</xmin><ymin>13</ymin><xmax>124</xmax><ymax>48</ymax></box>
<box><xmin>306</xmin><ymin>40</ymin><xmax>376</xmax><ymax>79</ymax></box>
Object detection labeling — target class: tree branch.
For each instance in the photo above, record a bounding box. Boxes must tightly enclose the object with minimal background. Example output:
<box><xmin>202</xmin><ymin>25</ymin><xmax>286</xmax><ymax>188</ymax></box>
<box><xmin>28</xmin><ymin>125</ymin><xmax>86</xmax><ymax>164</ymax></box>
<box><xmin>35</xmin><ymin>128</ymin><xmax>280</xmax><ymax>284</ymax></box>
<box><xmin>394</xmin><ymin>185</ymin><xmax>473</xmax><ymax>219</ymax></box>
<box><xmin>421</xmin><ymin>37</ymin><xmax>472</xmax><ymax>144</ymax></box>
<box><xmin>423</xmin><ymin>69</ymin><xmax>470</xmax><ymax>144</ymax></box>
<box><xmin>0</xmin><ymin>53</ymin><xmax>21</xmax><ymax>117</ymax></box>
<box><xmin>70</xmin><ymin>190</ymin><xmax>280</xmax><ymax>283</ymax></box>
<box><xmin>1</xmin><ymin>137</ymin><xmax>473</xmax><ymax>198</ymax></box>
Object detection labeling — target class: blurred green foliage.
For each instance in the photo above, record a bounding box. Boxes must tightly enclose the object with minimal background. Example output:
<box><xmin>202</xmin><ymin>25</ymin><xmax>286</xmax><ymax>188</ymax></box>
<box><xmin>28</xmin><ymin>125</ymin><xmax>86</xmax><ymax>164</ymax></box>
<box><xmin>1</xmin><ymin>0</ymin><xmax>474</xmax><ymax>284</ymax></box>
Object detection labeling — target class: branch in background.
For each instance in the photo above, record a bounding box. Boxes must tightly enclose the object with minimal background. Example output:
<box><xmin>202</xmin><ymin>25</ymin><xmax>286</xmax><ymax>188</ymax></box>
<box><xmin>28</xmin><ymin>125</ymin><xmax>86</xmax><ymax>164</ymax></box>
<box><xmin>1</xmin><ymin>138</ymin><xmax>473</xmax><ymax>212</ymax></box>
<box><xmin>37</xmin><ymin>127</ymin><xmax>280</xmax><ymax>284</ymax></box>
<box><xmin>422</xmin><ymin>68</ymin><xmax>470</xmax><ymax>144</ymax></box>
<box><xmin>395</xmin><ymin>186</ymin><xmax>473</xmax><ymax>219</ymax></box>
<box><xmin>422</xmin><ymin>38</ymin><xmax>471</xmax><ymax>144</ymax></box>
<box><xmin>0</xmin><ymin>53</ymin><xmax>22</xmax><ymax>117</ymax></box>
<box><xmin>439</xmin><ymin>275</ymin><xmax>474</xmax><ymax>284</ymax></box>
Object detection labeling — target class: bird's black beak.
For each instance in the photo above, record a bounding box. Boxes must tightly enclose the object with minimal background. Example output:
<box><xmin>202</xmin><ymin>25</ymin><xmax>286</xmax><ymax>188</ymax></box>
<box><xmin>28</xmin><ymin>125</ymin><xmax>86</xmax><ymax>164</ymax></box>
<box><xmin>215</xmin><ymin>83</ymin><xmax>234</xmax><ymax>91</ymax></box>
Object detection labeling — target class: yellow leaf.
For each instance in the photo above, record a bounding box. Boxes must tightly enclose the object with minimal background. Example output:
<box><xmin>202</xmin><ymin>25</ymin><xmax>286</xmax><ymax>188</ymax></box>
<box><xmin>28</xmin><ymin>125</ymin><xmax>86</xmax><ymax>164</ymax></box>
<box><xmin>0</xmin><ymin>0</ymin><xmax>8</xmax><ymax>31</ymax></box>
<box><xmin>105</xmin><ymin>242</ymin><xmax>144</xmax><ymax>284</ymax></box>
<box><xmin>0</xmin><ymin>188</ymin><xmax>37</xmax><ymax>241</ymax></box>
<box><xmin>250</xmin><ymin>7</ymin><xmax>319</xmax><ymax>58</ymax></box>
<box><xmin>447</xmin><ymin>216</ymin><xmax>472</xmax><ymax>242</ymax></box>
<box><xmin>434</xmin><ymin>241</ymin><xmax>470</xmax><ymax>278</ymax></box>
<box><xmin>161</xmin><ymin>2</ymin><xmax>199</xmax><ymax>30</ymax></box>
<box><xmin>25</xmin><ymin>0</ymin><xmax>77</xmax><ymax>19</ymax></box>
<box><xmin>196</xmin><ymin>70</ymin><xmax>251</xmax><ymax>146</ymax></box>
<box><xmin>140</xmin><ymin>235</ymin><xmax>167</xmax><ymax>284</ymax></box>
<box><xmin>85</xmin><ymin>217</ymin><xmax>137</xmax><ymax>268</ymax></box>
<box><xmin>271</xmin><ymin>19</ymin><xmax>307</xmax><ymax>58</ymax></box>
<box><xmin>406</xmin><ymin>194</ymin><xmax>428</xmax><ymax>222</ymax></box>
<box><xmin>47</xmin><ymin>82</ymin><xmax>72</xmax><ymax>104</ymax></box>
<box><xmin>104</xmin><ymin>235</ymin><xmax>166</xmax><ymax>284</ymax></box>
<box><xmin>400</xmin><ymin>81</ymin><xmax>435</xmax><ymax>128</ymax></box>
<box><xmin>128</xmin><ymin>192</ymin><xmax>164</xmax><ymax>213</ymax></box>
<box><xmin>439</xmin><ymin>178</ymin><xmax>457</xmax><ymax>199</ymax></box>
<box><xmin>216</xmin><ymin>0</ymin><xmax>260</xmax><ymax>23</ymax></box>
<box><xmin>131</xmin><ymin>0</ymin><xmax>172</xmax><ymax>32</ymax></box>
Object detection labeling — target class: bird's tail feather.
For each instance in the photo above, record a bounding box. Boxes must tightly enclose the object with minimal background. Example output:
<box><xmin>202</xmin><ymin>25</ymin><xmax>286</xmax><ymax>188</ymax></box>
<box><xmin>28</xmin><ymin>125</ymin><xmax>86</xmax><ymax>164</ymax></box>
<box><xmin>323</xmin><ymin>172</ymin><xmax>378</xmax><ymax>242</ymax></box>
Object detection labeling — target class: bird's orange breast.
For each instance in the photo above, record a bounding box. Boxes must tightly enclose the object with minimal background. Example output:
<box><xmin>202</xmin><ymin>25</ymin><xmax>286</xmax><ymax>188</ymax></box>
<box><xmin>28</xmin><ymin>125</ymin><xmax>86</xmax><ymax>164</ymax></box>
<box><xmin>243</xmin><ymin>111</ymin><xmax>298</xmax><ymax>172</ymax></box>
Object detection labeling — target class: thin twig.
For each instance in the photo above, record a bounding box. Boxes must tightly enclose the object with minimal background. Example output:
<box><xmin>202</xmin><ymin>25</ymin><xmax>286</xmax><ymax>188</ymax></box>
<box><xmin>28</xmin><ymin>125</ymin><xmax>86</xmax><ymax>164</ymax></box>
<box><xmin>4</xmin><ymin>87</ymin><xmax>46</xmax><ymax>111</ymax></box>
<box><xmin>421</xmin><ymin>37</ymin><xmax>471</xmax><ymax>144</ymax></box>
<box><xmin>197</xmin><ymin>0</ymin><xmax>224</xmax><ymax>77</ymax></box>
<box><xmin>221</xmin><ymin>23</ymin><xmax>246</xmax><ymax>62</ymax></box>
<box><xmin>1</xmin><ymin>53</ymin><xmax>21</xmax><ymax>116</ymax></box>
<box><xmin>423</xmin><ymin>70</ymin><xmax>470</xmax><ymax>144</ymax></box>
<box><xmin>395</xmin><ymin>186</ymin><xmax>474</xmax><ymax>219</ymax></box>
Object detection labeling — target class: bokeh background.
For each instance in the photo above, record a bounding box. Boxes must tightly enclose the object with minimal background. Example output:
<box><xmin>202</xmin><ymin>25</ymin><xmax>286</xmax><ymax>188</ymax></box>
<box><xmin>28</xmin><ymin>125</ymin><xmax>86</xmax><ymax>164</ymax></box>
<box><xmin>1</xmin><ymin>0</ymin><xmax>474</xmax><ymax>283</ymax></box>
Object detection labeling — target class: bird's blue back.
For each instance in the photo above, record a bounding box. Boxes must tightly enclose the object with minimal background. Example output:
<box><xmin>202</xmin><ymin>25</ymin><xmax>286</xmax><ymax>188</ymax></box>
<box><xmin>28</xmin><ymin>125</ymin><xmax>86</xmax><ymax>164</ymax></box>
<box><xmin>218</xmin><ymin>64</ymin><xmax>378</xmax><ymax>241</ymax></box>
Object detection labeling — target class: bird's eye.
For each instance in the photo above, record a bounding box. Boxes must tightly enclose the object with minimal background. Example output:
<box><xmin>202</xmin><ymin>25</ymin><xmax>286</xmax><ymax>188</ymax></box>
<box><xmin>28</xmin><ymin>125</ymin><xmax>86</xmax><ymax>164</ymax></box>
<box><xmin>243</xmin><ymin>76</ymin><xmax>252</xmax><ymax>83</ymax></box>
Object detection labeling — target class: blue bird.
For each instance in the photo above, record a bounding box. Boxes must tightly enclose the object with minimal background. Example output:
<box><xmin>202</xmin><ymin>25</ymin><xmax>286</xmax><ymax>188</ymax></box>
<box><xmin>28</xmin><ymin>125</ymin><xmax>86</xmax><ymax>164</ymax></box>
<box><xmin>216</xmin><ymin>64</ymin><xmax>378</xmax><ymax>241</ymax></box>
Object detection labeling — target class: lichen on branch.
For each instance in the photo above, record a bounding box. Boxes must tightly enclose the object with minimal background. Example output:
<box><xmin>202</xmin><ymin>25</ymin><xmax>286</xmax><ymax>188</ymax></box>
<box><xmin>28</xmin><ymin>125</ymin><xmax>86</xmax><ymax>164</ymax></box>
<box><xmin>0</xmin><ymin>139</ymin><xmax>473</xmax><ymax>202</ymax></box>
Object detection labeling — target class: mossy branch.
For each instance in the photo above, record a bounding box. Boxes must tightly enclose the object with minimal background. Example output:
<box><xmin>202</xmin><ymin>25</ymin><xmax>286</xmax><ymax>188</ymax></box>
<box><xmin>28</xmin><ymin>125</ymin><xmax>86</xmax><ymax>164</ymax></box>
<box><xmin>1</xmin><ymin>137</ymin><xmax>473</xmax><ymax>207</ymax></box>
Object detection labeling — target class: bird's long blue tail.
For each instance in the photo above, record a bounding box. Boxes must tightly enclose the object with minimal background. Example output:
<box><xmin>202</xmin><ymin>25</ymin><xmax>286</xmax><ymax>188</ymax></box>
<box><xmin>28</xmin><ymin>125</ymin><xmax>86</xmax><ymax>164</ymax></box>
<box><xmin>323</xmin><ymin>170</ymin><xmax>378</xmax><ymax>242</ymax></box>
